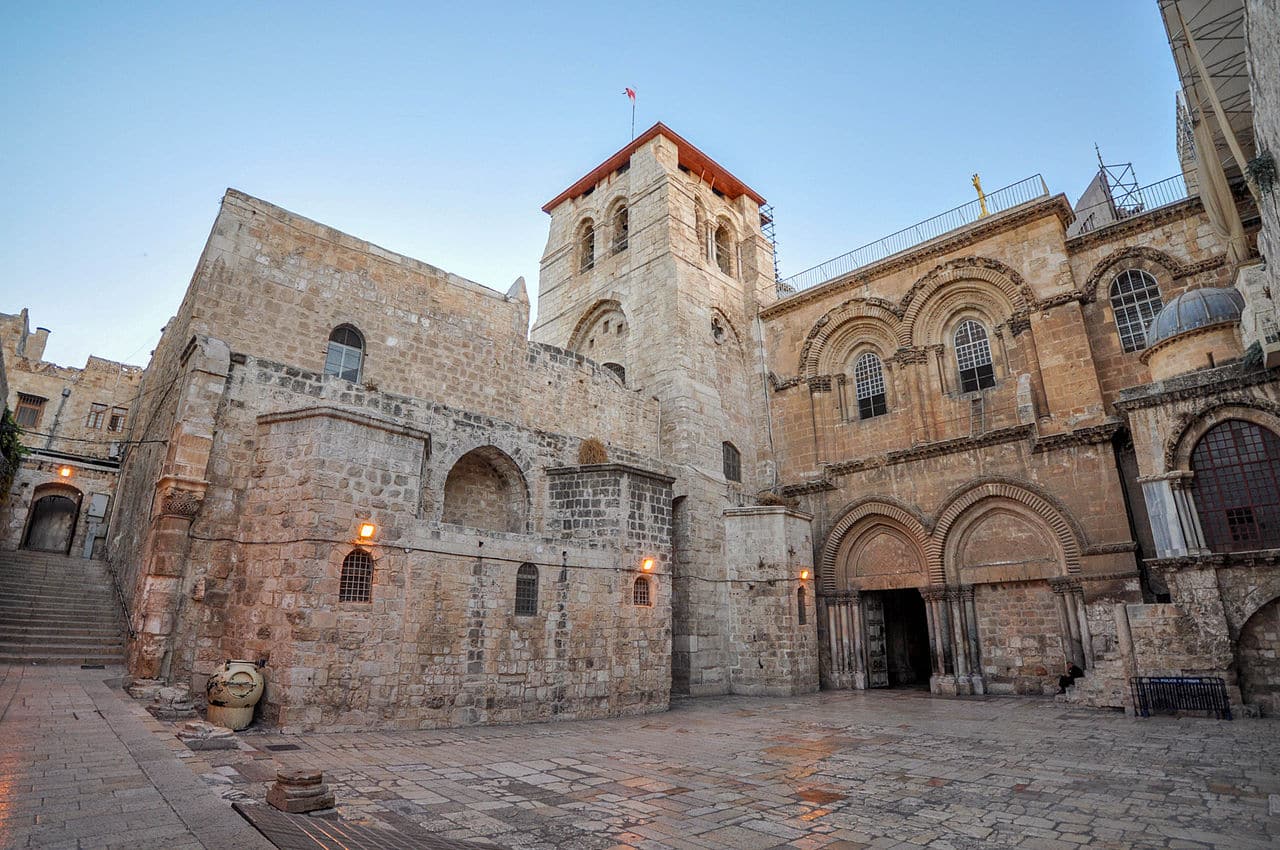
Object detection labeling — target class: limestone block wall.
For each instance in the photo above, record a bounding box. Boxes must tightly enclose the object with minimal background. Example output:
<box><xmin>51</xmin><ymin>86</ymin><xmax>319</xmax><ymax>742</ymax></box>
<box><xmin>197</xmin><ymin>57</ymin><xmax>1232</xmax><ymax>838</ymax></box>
<box><xmin>215</xmin><ymin>413</ymin><xmax>672</xmax><ymax>731</ymax></box>
<box><xmin>973</xmin><ymin>582</ymin><xmax>1067</xmax><ymax>694</ymax></box>
<box><xmin>1246</xmin><ymin>0</ymin><xmax>1280</xmax><ymax>347</ymax></box>
<box><xmin>722</xmin><ymin>506</ymin><xmax>819</xmax><ymax>696</ymax></box>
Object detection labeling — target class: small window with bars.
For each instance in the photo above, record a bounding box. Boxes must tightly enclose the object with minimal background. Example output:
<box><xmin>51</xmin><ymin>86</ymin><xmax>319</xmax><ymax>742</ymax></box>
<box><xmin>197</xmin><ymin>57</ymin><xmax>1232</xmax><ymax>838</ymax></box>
<box><xmin>797</xmin><ymin>586</ymin><xmax>807</xmax><ymax>625</ymax></box>
<box><xmin>954</xmin><ymin>320</ymin><xmax>996</xmax><ymax>393</ymax></box>
<box><xmin>339</xmin><ymin>549</ymin><xmax>373</xmax><ymax>602</ymax></box>
<box><xmin>108</xmin><ymin>406</ymin><xmax>128</xmax><ymax>433</ymax></box>
<box><xmin>722</xmin><ymin>441</ymin><xmax>741</xmax><ymax>482</ymax></box>
<box><xmin>15</xmin><ymin>394</ymin><xmax>46</xmax><ymax>429</ymax></box>
<box><xmin>714</xmin><ymin>223</ymin><xmax>733</xmax><ymax>276</ymax></box>
<box><xmin>632</xmin><ymin>576</ymin><xmax>652</xmax><ymax>607</ymax></box>
<box><xmin>1109</xmin><ymin>269</ymin><xmax>1163</xmax><ymax>353</ymax></box>
<box><xmin>853</xmin><ymin>352</ymin><xmax>887</xmax><ymax>420</ymax></box>
<box><xmin>86</xmin><ymin>402</ymin><xmax>107</xmax><ymax>430</ymax></box>
<box><xmin>515</xmin><ymin>563</ymin><xmax>538</xmax><ymax>616</ymax></box>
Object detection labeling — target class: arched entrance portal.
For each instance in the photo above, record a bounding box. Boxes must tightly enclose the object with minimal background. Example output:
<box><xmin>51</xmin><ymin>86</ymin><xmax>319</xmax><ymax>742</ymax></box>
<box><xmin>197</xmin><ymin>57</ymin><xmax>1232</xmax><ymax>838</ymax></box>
<box><xmin>1238</xmin><ymin>597</ymin><xmax>1280</xmax><ymax>716</ymax></box>
<box><xmin>22</xmin><ymin>486</ymin><xmax>83</xmax><ymax>554</ymax></box>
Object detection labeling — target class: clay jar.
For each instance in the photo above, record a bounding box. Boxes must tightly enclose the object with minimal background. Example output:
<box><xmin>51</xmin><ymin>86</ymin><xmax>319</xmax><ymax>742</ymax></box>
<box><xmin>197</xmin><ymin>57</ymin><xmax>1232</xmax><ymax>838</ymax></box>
<box><xmin>205</xmin><ymin>660</ymin><xmax>265</xmax><ymax>731</ymax></box>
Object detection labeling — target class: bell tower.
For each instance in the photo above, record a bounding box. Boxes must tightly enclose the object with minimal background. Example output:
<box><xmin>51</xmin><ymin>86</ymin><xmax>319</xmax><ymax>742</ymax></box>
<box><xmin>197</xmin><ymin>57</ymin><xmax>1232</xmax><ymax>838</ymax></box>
<box><xmin>533</xmin><ymin>124</ymin><xmax>794</xmax><ymax>695</ymax></box>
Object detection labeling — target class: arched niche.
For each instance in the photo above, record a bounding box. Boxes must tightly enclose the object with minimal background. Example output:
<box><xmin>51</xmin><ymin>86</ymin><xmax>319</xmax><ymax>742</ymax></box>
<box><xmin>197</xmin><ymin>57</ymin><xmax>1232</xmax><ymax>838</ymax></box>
<box><xmin>22</xmin><ymin>482</ymin><xmax>84</xmax><ymax>554</ymax></box>
<box><xmin>821</xmin><ymin>498</ymin><xmax>930</xmax><ymax>593</ymax></box>
<box><xmin>440</xmin><ymin>446</ymin><xmax>529</xmax><ymax>534</ymax></box>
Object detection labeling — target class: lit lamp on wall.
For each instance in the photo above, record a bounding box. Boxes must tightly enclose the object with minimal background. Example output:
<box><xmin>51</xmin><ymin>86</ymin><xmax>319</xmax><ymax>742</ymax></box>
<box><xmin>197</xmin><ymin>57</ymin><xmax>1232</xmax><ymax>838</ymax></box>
<box><xmin>799</xmin><ymin>569</ymin><xmax>810</xmax><ymax>581</ymax></box>
<box><xmin>58</xmin><ymin>466</ymin><xmax>73</xmax><ymax>478</ymax></box>
<box><xmin>357</xmin><ymin>521</ymin><xmax>377</xmax><ymax>541</ymax></box>
<box><xmin>640</xmin><ymin>557</ymin><xmax>655</xmax><ymax>572</ymax></box>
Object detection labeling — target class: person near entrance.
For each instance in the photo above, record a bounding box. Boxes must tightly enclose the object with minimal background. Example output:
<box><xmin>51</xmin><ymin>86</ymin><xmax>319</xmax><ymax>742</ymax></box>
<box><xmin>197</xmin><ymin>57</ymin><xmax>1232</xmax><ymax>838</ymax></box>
<box><xmin>1057</xmin><ymin>661</ymin><xmax>1084</xmax><ymax>694</ymax></box>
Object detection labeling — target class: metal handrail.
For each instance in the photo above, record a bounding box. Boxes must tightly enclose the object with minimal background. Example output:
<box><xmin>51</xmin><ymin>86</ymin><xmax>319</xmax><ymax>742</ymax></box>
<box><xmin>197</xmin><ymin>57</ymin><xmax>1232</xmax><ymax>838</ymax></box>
<box><xmin>779</xmin><ymin>174</ymin><xmax>1050</xmax><ymax>294</ymax></box>
<box><xmin>1069</xmin><ymin>174</ymin><xmax>1191</xmax><ymax>237</ymax></box>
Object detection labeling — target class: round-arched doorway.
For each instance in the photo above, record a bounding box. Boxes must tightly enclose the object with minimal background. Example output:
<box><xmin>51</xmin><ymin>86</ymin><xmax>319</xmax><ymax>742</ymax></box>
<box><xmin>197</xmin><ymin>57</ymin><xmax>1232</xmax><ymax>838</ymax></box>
<box><xmin>22</xmin><ymin>486</ymin><xmax>82</xmax><ymax>554</ymax></box>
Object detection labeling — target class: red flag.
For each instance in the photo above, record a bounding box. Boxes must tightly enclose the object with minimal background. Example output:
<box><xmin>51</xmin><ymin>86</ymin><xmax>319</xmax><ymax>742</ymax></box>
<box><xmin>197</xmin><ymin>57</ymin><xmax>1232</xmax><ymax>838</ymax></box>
<box><xmin>624</xmin><ymin>87</ymin><xmax>636</xmax><ymax>101</ymax></box>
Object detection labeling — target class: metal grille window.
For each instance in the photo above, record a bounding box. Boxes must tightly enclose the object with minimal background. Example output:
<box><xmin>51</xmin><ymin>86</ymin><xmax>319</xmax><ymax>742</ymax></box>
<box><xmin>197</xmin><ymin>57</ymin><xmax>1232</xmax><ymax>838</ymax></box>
<box><xmin>714</xmin><ymin>224</ymin><xmax>733</xmax><ymax>276</ymax></box>
<box><xmin>515</xmin><ymin>563</ymin><xmax>538</xmax><ymax>616</ymax></box>
<box><xmin>339</xmin><ymin>549</ymin><xmax>373</xmax><ymax>602</ymax></box>
<box><xmin>579</xmin><ymin>220</ymin><xmax>595</xmax><ymax>272</ymax></box>
<box><xmin>1191</xmin><ymin>420</ymin><xmax>1280</xmax><ymax>552</ymax></box>
<box><xmin>86</xmin><ymin>402</ymin><xmax>107</xmax><ymax>429</ymax></box>
<box><xmin>632</xmin><ymin>576</ymin><xmax>651</xmax><ymax>606</ymax></box>
<box><xmin>722</xmin><ymin>441</ymin><xmax>741</xmax><ymax>482</ymax></box>
<box><xmin>954</xmin><ymin>320</ymin><xmax>996</xmax><ymax>393</ymax></box>
<box><xmin>108</xmin><ymin>406</ymin><xmax>128</xmax><ymax>433</ymax></box>
<box><xmin>14</xmin><ymin>394</ymin><xmax>45</xmax><ymax>429</ymax></box>
<box><xmin>797</xmin><ymin>586</ymin><xmax>807</xmax><ymax>625</ymax></box>
<box><xmin>1109</xmin><ymin>269</ymin><xmax>1163</xmax><ymax>353</ymax></box>
<box><xmin>324</xmin><ymin>324</ymin><xmax>364</xmax><ymax>383</ymax></box>
<box><xmin>853</xmin><ymin>352</ymin><xmax>887</xmax><ymax>419</ymax></box>
<box><xmin>610</xmin><ymin>204</ymin><xmax>628</xmax><ymax>254</ymax></box>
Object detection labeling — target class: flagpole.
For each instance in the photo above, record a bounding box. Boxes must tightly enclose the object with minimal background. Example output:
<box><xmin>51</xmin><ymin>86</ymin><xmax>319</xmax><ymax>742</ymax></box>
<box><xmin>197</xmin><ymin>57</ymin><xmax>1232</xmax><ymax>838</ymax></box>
<box><xmin>631</xmin><ymin>100</ymin><xmax>635</xmax><ymax>140</ymax></box>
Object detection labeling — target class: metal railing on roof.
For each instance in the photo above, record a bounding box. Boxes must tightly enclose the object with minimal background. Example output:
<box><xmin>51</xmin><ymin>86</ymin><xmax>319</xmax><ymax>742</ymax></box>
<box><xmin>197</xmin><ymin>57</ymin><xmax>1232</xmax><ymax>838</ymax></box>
<box><xmin>778</xmin><ymin>174</ymin><xmax>1050</xmax><ymax>295</ymax></box>
<box><xmin>1068</xmin><ymin>174</ymin><xmax>1191</xmax><ymax>237</ymax></box>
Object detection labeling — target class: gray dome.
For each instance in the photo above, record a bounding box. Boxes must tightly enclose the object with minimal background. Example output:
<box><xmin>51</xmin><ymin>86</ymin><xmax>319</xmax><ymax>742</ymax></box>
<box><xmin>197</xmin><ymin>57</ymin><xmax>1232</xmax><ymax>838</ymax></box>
<box><xmin>1145</xmin><ymin>287</ymin><xmax>1244</xmax><ymax>348</ymax></box>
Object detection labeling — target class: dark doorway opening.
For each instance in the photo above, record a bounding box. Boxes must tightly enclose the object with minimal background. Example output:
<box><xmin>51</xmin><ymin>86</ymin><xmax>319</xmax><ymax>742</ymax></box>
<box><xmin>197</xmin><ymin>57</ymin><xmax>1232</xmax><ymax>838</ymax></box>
<box><xmin>23</xmin><ymin>493</ymin><xmax>80</xmax><ymax>554</ymax></box>
<box><xmin>879</xmin><ymin>588</ymin><xmax>932</xmax><ymax>688</ymax></box>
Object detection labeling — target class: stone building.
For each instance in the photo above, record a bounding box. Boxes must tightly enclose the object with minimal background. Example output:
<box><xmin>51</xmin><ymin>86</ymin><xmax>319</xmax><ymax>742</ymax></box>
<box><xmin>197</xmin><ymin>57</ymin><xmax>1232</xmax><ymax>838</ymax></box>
<box><xmin>0</xmin><ymin>309</ymin><xmax>142</xmax><ymax>558</ymax></box>
<box><xmin>5</xmin><ymin>2</ymin><xmax>1278</xmax><ymax>727</ymax></box>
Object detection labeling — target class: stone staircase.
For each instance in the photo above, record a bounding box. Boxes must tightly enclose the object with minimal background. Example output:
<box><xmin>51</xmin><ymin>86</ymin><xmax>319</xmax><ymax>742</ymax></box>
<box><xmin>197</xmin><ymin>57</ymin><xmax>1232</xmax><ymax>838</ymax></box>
<box><xmin>1060</xmin><ymin>650</ymin><xmax>1130</xmax><ymax>710</ymax></box>
<box><xmin>0</xmin><ymin>549</ymin><xmax>127</xmax><ymax>666</ymax></box>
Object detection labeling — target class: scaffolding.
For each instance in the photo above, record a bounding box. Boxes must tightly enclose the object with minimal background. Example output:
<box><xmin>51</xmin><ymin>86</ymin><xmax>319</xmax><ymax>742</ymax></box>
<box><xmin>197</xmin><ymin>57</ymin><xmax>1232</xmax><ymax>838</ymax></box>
<box><xmin>760</xmin><ymin>204</ymin><xmax>783</xmax><ymax>289</ymax></box>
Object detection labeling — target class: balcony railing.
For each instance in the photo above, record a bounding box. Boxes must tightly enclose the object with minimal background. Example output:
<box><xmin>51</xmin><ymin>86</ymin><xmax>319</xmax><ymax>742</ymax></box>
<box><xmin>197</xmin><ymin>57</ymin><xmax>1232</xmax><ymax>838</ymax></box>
<box><xmin>1068</xmin><ymin>174</ymin><xmax>1191</xmax><ymax>237</ymax></box>
<box><xmin>779</xmin><ymin>175</ymin><xmax>1050</xmax><ymax>295</ymax></box>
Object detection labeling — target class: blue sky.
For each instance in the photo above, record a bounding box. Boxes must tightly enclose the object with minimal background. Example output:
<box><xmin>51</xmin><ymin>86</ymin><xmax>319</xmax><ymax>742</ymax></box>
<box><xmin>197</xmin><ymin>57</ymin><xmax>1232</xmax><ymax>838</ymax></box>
<box><xmin>1</xmin><ymin>1</ymin><xmax>1182</xmax><ymax>367</ymax></box>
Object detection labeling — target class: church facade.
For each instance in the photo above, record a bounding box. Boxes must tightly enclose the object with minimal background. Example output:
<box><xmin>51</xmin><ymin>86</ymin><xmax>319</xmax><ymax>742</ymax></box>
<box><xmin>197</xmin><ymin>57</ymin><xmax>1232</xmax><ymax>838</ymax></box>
<box><xmin>3</xmin><ymin>3</ymin><xmax>1279</xmax><ymax>729</ymax></box>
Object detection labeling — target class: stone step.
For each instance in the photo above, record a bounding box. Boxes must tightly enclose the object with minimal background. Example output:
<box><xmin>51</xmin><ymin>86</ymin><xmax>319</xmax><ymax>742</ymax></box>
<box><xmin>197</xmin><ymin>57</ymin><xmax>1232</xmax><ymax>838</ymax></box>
<box><xmin>0</xmin><ymin>636</ymin><xmax>125</xmax><ymax>649</ymax></box>
<box><xmin>0</xmin><ymin>591</ymin><xmax>117</xmax><ymax>605</ymax></box>
<box><xmin>0</xmin><ymin>651</ymin><xmax>125</xmax><ymax>666</ymax></box>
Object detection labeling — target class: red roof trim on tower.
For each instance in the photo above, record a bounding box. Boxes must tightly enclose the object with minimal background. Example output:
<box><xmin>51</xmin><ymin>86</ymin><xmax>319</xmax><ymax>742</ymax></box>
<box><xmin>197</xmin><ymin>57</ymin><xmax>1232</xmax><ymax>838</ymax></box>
<box><xmin>542</xmin><ymin>122</ymin><xmax>766</xmax><ymax>213</ymax></box>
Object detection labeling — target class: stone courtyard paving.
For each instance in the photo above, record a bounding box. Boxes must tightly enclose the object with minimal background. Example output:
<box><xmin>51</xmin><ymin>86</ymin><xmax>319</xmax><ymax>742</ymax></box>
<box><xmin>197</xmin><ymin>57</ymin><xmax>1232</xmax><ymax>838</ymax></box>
<box><xmin>183</xmin><ymin>688</ymin><xmax>1280</xmax><ymax>850</ymax></box>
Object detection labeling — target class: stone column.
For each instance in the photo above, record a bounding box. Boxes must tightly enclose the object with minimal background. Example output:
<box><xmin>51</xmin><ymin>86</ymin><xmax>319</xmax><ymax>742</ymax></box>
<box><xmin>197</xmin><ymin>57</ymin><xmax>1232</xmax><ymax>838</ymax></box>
<box><xmin>922</xmin><ymin>585</ymin><xmax>951</xmax><ymax>692</ymax></box>
<box><xmin>960</xmin><ymin>584</ymin><xmax>984</xmax><ymax>694</ymax></box>
<box><xmin>824</xmin><ymin>596</ymin><xmax>845</xmax><ymax>686</ymax></box>
<box><xmin>947</xmin><ymin>586</ymin><xmax>971</xmax><ymax>693</ymax></box>
<box><xmin>1072</xmin><ymin>581</ymin><xmax>1093</xmax><ymax>666</ymax></box>
<box><xmin>920</xmin><ymin>587</ymin><xmax>943</xmax><ymax>677</ymax></box>
<box><xmin>1051</xmin><ymin>578</ymin><xmax>1085</xmax><ymax>669</ymax></box>
<box><xmin>849</xmin><ymin>591</ymin><xmax>867</xmax><ymax>690</ymax></box>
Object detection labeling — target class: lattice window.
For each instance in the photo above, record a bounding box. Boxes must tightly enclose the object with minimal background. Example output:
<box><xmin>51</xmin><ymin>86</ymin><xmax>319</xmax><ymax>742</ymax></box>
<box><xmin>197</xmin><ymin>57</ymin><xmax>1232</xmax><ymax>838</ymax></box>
<box><xmin>339</xmin><ymin>549</ymin><xmax>373</xmax><ymax>602</ymax></box>
<box><xmin>86</xmin><ymin>402</ymin><xmax>107</xmax><ymax>430</ymax></box>
<box><xmin>610</xmin><ymin>204</ymin><xmax>629</xmax><ymax>254</ymax></box>
<box><xmin>515</xmin><ymin>563</ymin><xmax>538</xmax><ymax>616</ymax></box>
<box><xmin>954</xmin><ymin>320</ymin><xmax>996</xmax><ymax>393</ymax></box>
<box><xmin>108</xmin><ymin>406</ymin><xmax>128</xmax><ymax>433</ymax></box>
<box><xmin>722</xmin><ymin>441</ymin><xmax>741</xmax><ymax>483</ymax></box>
<box><xmin>797</xmin><ymin>586</ymin><xmax>807</xmax><ymax>625</ymax></box>
<box><xmin>1191</xmin><ymin>420</ymin><xmax>1280</xmax><ymax>553</ymax></box>
<box><xmin>632</xmin><ymin>576</ymin><xmax>652</xmax><ymax>606</ymax></box>
<box><xmin>853</xmin><ymin>352</ymin><xmax>887</xmax><ymax>419</ymax></box>
<box><xmin>324</xmin><ymin>324</ymin><xmax>364</xmax><ymax>383</ymax></box>
<box><xmin>1109</xmin><ymin>269</ymin><xmax>1163</xmax><ymax>353</ymax></box>
<box><xmin>579</xmin><ymin>220</ymin><xmax>596</xmax><ymax>272</ymax></box>
<box><xmin>14</xmin><ymin>394</ymin><xmax>45</xmax><ymax>429</ymax></box>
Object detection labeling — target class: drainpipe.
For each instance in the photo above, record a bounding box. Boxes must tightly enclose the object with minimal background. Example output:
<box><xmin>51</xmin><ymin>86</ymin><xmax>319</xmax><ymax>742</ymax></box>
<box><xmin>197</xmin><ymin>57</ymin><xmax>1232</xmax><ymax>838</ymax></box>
<box><xmin>44</xmin><ymin>387</ymin><xmax>72</xmax><ymax>450</ymax></box>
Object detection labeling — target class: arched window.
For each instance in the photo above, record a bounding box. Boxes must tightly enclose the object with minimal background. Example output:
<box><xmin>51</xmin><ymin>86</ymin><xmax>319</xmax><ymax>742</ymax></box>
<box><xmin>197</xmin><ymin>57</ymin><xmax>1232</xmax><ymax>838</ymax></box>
<box><xmin>954</xmin><ymin>320</ymin><xmax>996</xmax><ymax>393</ymax></box>
<box><xmin>1191</xmin><ymin>420</ymin><xmax>1280</xmax><ymax>552</ymax></box>
<box><xmin>633</xmin><ymin>575</ymin><xmax>652</xmax><ymax>606</ymax></box>
<box><xmin>610</xmin><ymin>203</ymin><xmax>629</xmax><ymax>254</ymax></box>
<box><xmin>714</xmin><ymin>223</ymin><xmax>733</xmax><ymax>276</ymax></box>
<box><xmin>853</xmin><ymin>352</ymin><xmax>888</xmax><ymax>419</ymax></box>
<box><xmin>441</xmin><ymin>446</ymin><xmax>529</xmax><ymax>533</ymax></box>
<box><xmin>339</xmin><ymin>549</ymin><xmax>373</xmax><ymax>602</ymax></box>
<box><xmin>1110</xmin><ymin>269</ymin><xmax>1164</xmax><ymax>353</ymax></box>
<box><xmin>578</xmin><ymin>220</ymin><xmax>596</xmax><ymax>272</ymax></box>
<box><xmin>515</xmin><ymin>563</ymin><xmax>538</xmax><ymax>616</ymax></box>
<box><xmin>602</xmin><ymin>362</ymin><xmax>626</xmax><ymax>384</ymax></box>
<box><xmin>797</xmin><ymin>586</ymin><xmax>807</xmax><ymax>625</ymax></box>
<box><xmin>324</xmin><ymin>324</ymin><xmax>364</xmax><ymax>383</ymax></box>
<box><xmin>722</xmin><ymin>441</ymin><xmax>741</xmax><ymax>482</ymax></box>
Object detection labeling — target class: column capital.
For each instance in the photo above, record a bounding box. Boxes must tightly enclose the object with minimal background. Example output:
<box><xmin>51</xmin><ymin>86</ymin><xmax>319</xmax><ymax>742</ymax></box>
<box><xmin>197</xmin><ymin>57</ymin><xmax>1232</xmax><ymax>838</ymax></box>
<box><xmin>920</xmin><ymin>584</ymin><xmax>947</xmax><ymax>602</ymax></box>
<box><xmin>1048</xmin><ymin>576</ymin><xmax>1080</xmax><ymax>594</ymax></box>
